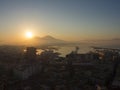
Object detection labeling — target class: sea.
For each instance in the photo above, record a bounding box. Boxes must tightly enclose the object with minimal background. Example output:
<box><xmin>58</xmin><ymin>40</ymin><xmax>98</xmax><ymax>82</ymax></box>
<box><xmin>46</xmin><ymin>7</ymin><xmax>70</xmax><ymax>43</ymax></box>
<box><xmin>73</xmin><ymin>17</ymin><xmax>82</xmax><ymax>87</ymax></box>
<box><xmin>36</xmin><ymin>42</ymin><xmax>120</xmax><ymax>57</ymax></box>
<box><xmin>37</xmin><ymin>44</ymin><xmax>94</xmax><ymax>57</ymax></box>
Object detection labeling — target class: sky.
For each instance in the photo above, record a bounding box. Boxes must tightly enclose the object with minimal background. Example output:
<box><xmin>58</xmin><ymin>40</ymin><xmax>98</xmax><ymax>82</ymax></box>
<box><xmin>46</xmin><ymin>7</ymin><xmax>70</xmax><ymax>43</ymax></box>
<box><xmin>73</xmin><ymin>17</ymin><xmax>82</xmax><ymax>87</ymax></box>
<box><xmin>0</xmin><ymin>0</ymin><xmax>120</xmax><ymax>43</ymax></box>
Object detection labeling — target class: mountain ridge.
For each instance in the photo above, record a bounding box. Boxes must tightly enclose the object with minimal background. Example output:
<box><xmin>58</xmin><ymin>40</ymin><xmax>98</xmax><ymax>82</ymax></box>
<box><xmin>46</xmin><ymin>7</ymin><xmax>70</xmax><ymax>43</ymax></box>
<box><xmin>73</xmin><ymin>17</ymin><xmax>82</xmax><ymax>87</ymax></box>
<box><xmin>25</xmin><ymin>35</ymin><xmax>67</xmax><ymax>46</ymax></box>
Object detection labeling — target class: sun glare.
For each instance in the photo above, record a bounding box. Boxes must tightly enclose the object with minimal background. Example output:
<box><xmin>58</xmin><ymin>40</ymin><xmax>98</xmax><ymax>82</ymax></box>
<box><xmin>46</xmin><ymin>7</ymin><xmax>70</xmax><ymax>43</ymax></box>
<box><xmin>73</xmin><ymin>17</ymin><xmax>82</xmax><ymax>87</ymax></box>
<box><xmin>26</xmin><ymin>31</ymin><xmax>33</xmax><ymax>38</ymax></box>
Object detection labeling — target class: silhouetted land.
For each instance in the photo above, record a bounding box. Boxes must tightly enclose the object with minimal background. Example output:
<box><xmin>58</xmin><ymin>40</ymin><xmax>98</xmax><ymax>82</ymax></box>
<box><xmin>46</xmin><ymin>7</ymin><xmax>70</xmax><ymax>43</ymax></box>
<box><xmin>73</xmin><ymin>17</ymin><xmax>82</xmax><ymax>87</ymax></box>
<box><xmin>0</xmin><ymin>45</ymin><xmax>120</xmax><ymax>90</ymax></box>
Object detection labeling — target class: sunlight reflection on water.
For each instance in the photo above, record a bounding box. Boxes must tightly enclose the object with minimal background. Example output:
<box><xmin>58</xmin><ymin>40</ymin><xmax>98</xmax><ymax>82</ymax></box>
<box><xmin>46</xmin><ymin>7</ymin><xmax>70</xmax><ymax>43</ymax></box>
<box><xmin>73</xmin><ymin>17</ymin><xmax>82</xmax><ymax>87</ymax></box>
<box><xmin>37</xmin><ymin>45</ymin><xmax>93</xmax><ymax>57</ymax></box>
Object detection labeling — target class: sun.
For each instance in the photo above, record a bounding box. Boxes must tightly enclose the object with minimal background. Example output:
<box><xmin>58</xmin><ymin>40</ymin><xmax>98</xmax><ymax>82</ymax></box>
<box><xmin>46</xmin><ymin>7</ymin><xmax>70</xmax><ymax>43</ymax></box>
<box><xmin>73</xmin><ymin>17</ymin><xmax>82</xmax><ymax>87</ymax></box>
<box><xmin>26</xmin><ymin>31</ymin><xmax>33</xmax><ymax>38</ymax></box>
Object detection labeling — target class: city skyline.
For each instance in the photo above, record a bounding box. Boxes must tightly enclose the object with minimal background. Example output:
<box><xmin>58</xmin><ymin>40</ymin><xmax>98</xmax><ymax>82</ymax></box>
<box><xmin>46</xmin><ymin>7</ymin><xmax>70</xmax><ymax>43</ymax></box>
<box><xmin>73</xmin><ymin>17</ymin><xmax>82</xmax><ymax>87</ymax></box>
<box><xmin>0</xmin><ymin>0</ymin><xmax>120</xmax><ymax>44</ymax></box>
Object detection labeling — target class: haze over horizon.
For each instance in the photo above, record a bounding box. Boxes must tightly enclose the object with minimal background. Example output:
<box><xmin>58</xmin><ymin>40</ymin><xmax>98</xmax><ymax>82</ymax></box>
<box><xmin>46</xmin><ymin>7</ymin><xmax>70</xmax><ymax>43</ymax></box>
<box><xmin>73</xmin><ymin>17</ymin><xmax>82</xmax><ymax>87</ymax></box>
<box><xmin>0</xmin><ymin>0</ymin><xmax>120</xmax><ymax>44</ymax></box>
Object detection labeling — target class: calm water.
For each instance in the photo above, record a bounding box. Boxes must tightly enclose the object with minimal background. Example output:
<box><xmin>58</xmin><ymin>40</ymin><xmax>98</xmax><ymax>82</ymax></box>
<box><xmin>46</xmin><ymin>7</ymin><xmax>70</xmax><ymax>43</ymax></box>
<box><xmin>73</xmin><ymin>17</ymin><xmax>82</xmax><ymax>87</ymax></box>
<box><xmin>37</xmin><ymin>42</ymin><xmax>120</xmax><ymax>57</ymax></box>
<box><xmin>58</xmin><ymin>45</ymin><xmax>93</xmax><ymax>56</ymax></box>
<box><xmin>37</xmin><ymin>44</ymin><xmax>93</xmax><ymax>57</ymax></box>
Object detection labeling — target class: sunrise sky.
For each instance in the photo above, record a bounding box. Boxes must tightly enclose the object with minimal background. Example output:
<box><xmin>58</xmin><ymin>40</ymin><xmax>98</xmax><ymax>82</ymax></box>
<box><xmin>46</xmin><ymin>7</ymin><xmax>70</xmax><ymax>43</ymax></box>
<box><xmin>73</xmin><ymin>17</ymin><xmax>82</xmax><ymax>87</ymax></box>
<box><xmin>0</xmin><ymin>0</ymin><xmax>120</xmax><ymax>43</ymax></box>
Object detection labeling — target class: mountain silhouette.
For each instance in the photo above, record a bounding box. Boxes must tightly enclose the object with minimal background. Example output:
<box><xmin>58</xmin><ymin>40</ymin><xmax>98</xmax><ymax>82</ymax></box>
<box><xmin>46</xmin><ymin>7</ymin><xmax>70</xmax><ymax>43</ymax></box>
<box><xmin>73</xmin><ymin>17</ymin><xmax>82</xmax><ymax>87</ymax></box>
<box><xmin>25</xmin><ymin>35</ymin><xmax>67</xmax><ymax>46</ymax></box>
<box><xmin>41</xmin><ymin>35</ymin><xmax>66</xmax><ymax>42</ymax></box>
<box><xmin>41</xmin><ymin>35</ymin><xmax>56</xmax><ymax>40</ymax></box>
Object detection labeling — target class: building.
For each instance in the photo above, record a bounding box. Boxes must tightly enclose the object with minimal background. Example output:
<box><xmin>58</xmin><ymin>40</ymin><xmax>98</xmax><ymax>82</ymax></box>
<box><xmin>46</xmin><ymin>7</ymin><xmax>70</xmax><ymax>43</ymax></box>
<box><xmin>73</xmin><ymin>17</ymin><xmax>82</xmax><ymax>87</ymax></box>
<box><xmin>14</xmin><ymin>63</ymin><xmax>42</xmax><ymax>80</ymax></box>
<box><xmin>25</xmin><ymin>47</ymin><xmax>37</xmax><ymax>61</ymax></box>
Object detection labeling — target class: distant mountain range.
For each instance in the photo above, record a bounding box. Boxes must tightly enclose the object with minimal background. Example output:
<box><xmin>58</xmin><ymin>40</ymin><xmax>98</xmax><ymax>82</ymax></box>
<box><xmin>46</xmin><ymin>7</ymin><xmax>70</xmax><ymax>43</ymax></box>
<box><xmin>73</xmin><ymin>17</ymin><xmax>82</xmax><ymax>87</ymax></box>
<box><xmin>37</xmin><ymin>35</ymin><xmax>66</xmax><ymax>43</ymax></box>
<box><xmin>25</xmin><ymin>35</ymin><xmax>68</xmax><ymax>46</ymax></box>
<box><xmin>0</xmin><ymin>35</ymin><xmax>120</xmax><ymax>49</ymax></box>
<box><xmin>21</xmin><ymin>35</ymin><xmax>120</xmax><ymax>48</ymax></box>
